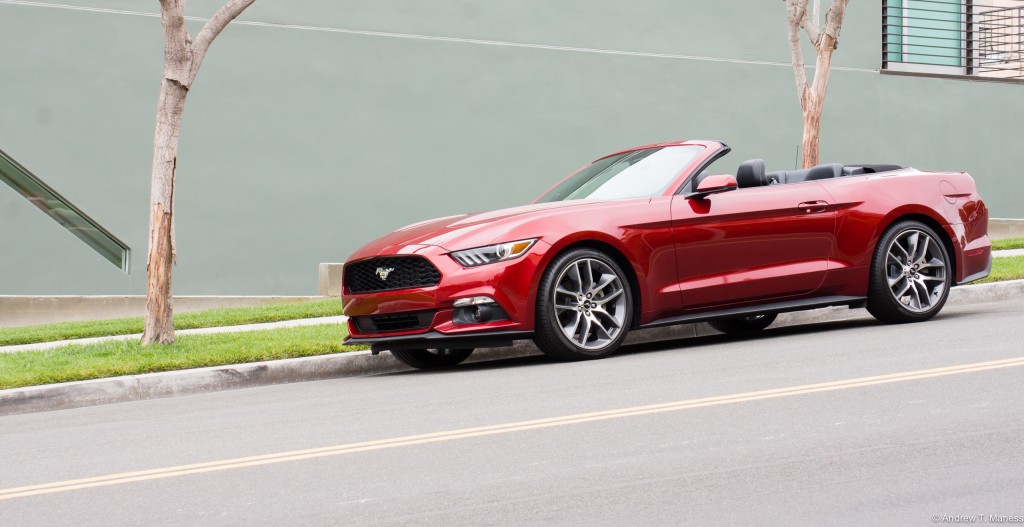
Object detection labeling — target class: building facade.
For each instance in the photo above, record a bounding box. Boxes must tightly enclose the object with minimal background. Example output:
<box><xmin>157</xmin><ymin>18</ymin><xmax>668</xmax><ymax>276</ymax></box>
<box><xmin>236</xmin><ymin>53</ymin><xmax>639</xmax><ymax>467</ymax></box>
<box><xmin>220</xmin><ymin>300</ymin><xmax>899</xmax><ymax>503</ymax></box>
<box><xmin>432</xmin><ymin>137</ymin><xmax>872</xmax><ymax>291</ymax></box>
<box><xmin>1</xmin><ymin>0</ymin><xmax>1021</xmax><ymax>295</ymax></box>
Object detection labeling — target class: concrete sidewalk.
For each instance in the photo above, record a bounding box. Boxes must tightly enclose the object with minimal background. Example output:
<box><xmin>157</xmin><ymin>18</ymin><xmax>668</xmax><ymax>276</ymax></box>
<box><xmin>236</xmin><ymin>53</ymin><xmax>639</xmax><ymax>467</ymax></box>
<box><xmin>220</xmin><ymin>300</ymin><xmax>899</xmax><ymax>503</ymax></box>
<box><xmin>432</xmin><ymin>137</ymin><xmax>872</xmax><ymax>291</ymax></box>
<box><xmin>2</xmin><ymin>278</ymin><xmax>1023</xmax><ymax>416</ymax></box>
<box><xmin>0</xmin><ymin>295</ymin><xmax>323</xmax><ymax>329</ymax></box>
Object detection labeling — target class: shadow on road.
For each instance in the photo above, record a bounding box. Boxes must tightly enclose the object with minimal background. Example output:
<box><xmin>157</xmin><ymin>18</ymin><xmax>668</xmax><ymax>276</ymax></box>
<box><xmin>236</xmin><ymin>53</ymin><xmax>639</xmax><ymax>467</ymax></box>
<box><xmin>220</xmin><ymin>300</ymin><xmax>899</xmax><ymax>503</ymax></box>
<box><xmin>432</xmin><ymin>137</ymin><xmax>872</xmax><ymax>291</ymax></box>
<box><xmin>617</xmin><ymin>310</ymin><xmax>971</xmax><ymax>357</ymax></box>
<box><xmin>384</xmin><ymin>311</ymin><xmax>971</xmax><ymax>375</ymax></box>
<box><xmin>614</xmin><ymin>317</ymin><xmax>883</xmax><ymax>356</ymax></box>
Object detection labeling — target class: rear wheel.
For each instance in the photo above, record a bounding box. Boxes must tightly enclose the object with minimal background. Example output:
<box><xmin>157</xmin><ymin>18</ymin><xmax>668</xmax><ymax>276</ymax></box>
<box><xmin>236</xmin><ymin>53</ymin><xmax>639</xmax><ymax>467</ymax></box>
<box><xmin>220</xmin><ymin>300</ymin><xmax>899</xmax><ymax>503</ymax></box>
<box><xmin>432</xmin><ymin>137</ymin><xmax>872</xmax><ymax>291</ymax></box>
<box><xmin>391</xmin><ymin>348</ymin><xmax>473</xmax><ymax>369</ymax></box>
<box><xmin>867</xmin><ymin>220</ymin><xmax>951</xmax><ymax>324</ymax></box>
<box><xmin>534</xmin><ymin>248</ymin><xmax>633</xmax><ymax>361</ymax></box>
<box><xmin>708</xmin><ymin>313</ymin><xmax>777</xmax><ymax>335</ymax></box>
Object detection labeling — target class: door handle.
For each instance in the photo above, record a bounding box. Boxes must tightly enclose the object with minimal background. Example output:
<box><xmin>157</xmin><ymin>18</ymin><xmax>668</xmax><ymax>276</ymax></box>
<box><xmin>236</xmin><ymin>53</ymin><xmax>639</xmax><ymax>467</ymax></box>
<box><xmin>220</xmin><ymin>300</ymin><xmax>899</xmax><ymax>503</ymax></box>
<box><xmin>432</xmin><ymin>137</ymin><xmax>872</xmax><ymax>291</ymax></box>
<box><xmin>798</xmin><ymin>201</ymin><xmax>829</xmax><ymax>213</ymax></box>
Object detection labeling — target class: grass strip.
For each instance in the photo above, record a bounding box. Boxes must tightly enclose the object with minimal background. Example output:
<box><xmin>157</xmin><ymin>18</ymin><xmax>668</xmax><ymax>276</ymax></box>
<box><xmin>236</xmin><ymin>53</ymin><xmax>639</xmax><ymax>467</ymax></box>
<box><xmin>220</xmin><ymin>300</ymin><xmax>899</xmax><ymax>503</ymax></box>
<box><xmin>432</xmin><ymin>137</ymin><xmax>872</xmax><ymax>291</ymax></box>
<box><xmin>992</xmin><ymin>237</ymin><xmax>1024</xmax><ymax>251</ymax></box>
<box><xmin>0</xmin><ymin>324</ymin><xmax>364</xmax><ymax>390</ymax></box>
<box><xmin>980</xmin><ymin>255</ymin><xmax>1024</xmax><ymax>283</ymax></box>
<box><xmin>0</xmin><ymin>298</ymin><xmax>342</xmax><ymax>347</ymax></box>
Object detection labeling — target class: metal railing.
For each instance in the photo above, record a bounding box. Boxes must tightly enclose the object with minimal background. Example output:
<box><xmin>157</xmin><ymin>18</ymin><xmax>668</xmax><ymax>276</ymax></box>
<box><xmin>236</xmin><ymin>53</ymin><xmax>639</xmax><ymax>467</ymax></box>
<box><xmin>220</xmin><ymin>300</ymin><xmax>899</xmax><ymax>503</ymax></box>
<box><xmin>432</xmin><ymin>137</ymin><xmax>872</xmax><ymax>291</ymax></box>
<box><xmin>0</xmin><ymin>148</ymin><xmax>130</xmax><ymax>273</ymax></box>
<box><xmin>882</xmin><ymin>0</ymin><xmax>1024</xmax><ymax>80</ymax></box>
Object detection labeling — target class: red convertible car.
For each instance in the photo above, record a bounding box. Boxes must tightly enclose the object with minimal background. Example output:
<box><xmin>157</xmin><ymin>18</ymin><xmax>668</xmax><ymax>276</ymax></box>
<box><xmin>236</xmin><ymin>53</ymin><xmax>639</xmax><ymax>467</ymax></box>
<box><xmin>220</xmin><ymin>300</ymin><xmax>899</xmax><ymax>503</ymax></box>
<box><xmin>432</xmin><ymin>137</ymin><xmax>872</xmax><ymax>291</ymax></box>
<box><xmin>342</xmin><ymin>140</ymin><xmax>991</xmax><ymax>369</ymax></box>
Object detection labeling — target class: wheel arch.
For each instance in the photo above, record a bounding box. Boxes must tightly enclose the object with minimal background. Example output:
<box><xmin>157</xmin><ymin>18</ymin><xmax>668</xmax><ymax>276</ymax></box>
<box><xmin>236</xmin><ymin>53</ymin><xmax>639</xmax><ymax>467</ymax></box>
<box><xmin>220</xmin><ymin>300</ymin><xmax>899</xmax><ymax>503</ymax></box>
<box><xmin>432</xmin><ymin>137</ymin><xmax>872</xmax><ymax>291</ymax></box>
<box><xmin>536</xmin><ymin>238</ymin><xmax>644</xmax><ymax>330</ymax></box>
<box><xmin>872</xmin><ymin>210</ymin><xmax>959</xmax><ymax>282</ymax></box>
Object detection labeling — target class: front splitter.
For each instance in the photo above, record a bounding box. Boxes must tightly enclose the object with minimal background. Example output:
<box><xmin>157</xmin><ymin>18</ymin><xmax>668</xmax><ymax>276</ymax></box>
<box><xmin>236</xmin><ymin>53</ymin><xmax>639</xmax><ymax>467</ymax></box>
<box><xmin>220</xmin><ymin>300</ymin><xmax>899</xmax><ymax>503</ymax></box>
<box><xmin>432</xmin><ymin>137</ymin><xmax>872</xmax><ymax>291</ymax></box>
<box><xmin>344</xmin><ymin>330</ymin><xmax>534</xmax><ymax>353</ymax></box>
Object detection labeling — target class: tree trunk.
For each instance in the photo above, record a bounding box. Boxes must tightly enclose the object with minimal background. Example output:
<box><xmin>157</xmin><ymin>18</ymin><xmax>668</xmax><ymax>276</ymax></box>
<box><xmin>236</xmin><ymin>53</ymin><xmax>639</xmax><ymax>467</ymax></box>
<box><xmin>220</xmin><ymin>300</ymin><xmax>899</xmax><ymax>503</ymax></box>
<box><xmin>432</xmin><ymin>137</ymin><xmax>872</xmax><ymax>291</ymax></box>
<box><xmin>786</xmin><ymin>0</ymin><xmax>848</xmax><ymax>169</ymax></box>
<box><xmin>800</xmin><ymin>31</ymin><xmax>837</xmax><ymax>169</ymax></box>
<box><xmin>141</xmin><ymin>78</ymin><xmax>187</xmax><ymax>345</ymax></box>
<box><xmin>800</xmin><ymin>102</ymin><xmax>821</xmax><ymax>168</ymax></box>
<box><xmin>140</xmin><ymin>0</ymin><xmax>257</xmax><ymax>345</ymax></box>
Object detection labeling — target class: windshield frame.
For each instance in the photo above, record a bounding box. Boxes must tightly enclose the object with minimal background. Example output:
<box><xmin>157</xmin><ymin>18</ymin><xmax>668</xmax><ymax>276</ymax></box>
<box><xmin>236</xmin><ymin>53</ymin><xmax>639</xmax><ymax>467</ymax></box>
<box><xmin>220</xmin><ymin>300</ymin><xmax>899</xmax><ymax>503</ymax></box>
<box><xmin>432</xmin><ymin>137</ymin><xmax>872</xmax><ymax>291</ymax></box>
<box><xmin>532</xmin><ymin>142</ymin><xmax>718</xmax><ymax>204</ymax></box>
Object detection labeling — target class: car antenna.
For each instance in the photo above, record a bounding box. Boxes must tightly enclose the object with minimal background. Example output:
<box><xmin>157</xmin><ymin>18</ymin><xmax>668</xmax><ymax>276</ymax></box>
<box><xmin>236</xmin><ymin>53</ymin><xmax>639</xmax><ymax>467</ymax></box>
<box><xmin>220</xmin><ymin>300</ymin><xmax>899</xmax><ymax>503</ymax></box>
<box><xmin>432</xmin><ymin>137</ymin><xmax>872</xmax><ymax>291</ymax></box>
<box><xmin>793</xmin><ymin>144</ymin><xmax>800</xmax><ymax>169</ymax></box>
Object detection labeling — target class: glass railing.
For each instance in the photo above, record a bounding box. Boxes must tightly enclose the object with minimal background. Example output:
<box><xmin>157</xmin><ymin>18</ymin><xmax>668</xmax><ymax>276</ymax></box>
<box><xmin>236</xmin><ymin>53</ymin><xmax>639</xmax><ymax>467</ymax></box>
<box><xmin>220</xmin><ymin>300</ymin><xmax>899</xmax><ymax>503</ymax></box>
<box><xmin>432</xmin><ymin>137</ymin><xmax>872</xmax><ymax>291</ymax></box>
<box><xmin>0</xmin><ymin>147</ymin><xmax>130</xmax><ymax>273</ymax></box>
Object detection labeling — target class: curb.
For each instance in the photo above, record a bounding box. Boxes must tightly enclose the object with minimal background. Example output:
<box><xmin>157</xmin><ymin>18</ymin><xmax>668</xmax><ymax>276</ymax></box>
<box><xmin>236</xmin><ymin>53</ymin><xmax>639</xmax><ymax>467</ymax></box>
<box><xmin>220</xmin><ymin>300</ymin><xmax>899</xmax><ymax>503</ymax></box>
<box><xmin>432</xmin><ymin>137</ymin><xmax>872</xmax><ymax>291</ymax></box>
<box><xmin>3</xmin><ymin>279</ymin><xmax>1022</xmax><ymax>417</ymax></box>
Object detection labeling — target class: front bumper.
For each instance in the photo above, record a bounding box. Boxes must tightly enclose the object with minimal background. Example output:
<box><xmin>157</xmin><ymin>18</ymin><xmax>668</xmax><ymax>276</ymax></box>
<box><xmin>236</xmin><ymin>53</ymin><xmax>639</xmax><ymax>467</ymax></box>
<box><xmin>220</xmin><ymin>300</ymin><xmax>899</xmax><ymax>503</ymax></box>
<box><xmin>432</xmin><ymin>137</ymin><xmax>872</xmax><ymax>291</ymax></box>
<box><xmin>341</xmin><ymin>242</ymin><xmax>550</xmax><ymax>349</ymax></box>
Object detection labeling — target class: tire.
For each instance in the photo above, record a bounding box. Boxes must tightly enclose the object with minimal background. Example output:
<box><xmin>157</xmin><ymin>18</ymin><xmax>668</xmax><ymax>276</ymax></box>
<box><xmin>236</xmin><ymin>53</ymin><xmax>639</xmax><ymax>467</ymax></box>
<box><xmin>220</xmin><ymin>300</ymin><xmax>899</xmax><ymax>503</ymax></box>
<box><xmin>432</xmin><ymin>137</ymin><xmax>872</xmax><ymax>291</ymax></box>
<box><xmin>391</xmin><ymin>348</ymin><xmax>473</xmax><ymax>369</ymax></box>
<box><xmin>866</xmin><ymin>220</ymin><xmax>952</xmax><ymax>324</ymax></box>
<box><xmin>533</xmin><ymin>248</ymin><xmax>634</xmax><ymax>361</ymax></box>
<box><xmin>709</xmin><ymin>313</ymin><xmax>778</xmax><ymax>335</ymax></box>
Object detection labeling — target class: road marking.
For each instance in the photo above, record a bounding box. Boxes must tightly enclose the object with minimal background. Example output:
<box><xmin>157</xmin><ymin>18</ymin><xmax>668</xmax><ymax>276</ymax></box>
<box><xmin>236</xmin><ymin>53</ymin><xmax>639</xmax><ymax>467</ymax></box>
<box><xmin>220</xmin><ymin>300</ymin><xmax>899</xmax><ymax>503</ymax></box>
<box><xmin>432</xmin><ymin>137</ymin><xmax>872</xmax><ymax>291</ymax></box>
<box><xmin>2</xmin><ymin>356</ymin><xmax>1023</xmax><ymax>501</ymax></box>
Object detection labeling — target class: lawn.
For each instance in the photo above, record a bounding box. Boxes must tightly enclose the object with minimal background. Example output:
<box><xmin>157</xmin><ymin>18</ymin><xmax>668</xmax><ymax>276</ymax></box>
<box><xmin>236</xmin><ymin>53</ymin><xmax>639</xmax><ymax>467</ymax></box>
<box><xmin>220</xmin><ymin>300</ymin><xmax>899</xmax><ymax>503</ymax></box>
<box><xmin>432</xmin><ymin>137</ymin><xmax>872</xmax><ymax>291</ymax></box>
<box><xmin>992</xmin><ymin>237</ymin><xmax>1024</xmax><ymax>251</ymax></box>
<box><xmin>0</xmin><ymin>298</ymin><xmax>342</xmax><ymax>347</ymax></box>
<box><xmin>0</xmin><ymin>324</ymin><xmax>364</xmax><ymax>390</ymax></box>
<box><xmin>981</xmin><ymin>255</ymin><xmax>1024</xmax><ymax>283</ymax></box>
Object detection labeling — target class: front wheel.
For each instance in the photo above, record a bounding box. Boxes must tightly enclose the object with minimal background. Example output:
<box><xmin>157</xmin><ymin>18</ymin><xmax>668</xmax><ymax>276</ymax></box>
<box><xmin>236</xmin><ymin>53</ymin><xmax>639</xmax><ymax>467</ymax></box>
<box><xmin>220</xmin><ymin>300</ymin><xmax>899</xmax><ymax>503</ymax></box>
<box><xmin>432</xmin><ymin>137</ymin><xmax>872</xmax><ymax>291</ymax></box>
<box><xmin>533</xmin><ymin>248</ymin><xmax>634</xmax><ymax>361</ymax></box>
<box><xmin>708</xmin><ymin>313</ymin><xmax>778</xmax><ymax>335</ymax></box>
<box><xmin>391</xmin><ymin>348</ymin><xmax>473</xmax><ymax>369</ymax></box>
<box><xmin>866</xmin><ymin>220</ymin><xmax>951</xmax><ymax>324</ymax></box>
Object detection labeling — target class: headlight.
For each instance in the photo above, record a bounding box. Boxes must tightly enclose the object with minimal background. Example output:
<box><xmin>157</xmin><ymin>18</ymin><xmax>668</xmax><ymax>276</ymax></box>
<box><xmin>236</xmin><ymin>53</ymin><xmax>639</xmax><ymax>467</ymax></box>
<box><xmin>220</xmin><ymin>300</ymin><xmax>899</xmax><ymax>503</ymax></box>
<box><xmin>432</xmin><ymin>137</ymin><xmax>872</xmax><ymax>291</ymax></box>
<box><xmin>450</xmin><ymin>239</ymin><xmax>537</xmax><ymax>267</ymax></box>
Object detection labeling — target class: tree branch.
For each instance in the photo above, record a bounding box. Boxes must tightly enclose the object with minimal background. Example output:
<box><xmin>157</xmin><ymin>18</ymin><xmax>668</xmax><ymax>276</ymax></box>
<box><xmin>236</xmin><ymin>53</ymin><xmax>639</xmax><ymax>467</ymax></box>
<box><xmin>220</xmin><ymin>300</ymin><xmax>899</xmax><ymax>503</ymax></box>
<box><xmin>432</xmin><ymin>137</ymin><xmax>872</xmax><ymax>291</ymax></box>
<box><xmin>820</xmin><ymin>0</ymin><xmax>850</xmax><ymax>49</ymax></box>
<box><xmin>801</xmin><ymin>17</ymin><xmax>820</xmax><ymax>46</ymax></box>
<box><xmin>188</xmin><ymin>0</ymin><xmax>256</xmax><ymax>84</ymax></box>
<box><xmin>809</xmin><ymin>0</ymin><xmax>848</xmax><ymax>100</ymax></box>
<box><xmin>159</xmin><ymin>0</ymin><xmax>192</xmax><ymax>86</ymax></box>
<box><xmin>785</xmin><ymin>0</ymin><xmax>811</xmax><ymax>110</ymax></box>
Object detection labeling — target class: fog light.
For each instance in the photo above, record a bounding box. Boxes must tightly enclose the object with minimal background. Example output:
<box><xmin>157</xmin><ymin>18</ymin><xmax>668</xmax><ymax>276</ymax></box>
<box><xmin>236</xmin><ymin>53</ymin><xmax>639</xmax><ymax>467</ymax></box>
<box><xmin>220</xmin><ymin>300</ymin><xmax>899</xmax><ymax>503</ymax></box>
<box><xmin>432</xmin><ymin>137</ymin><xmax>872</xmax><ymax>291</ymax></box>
<box><xmin>452</xmin><ymin>298</ymin><xmax>509</xmax><ymax>325</ymax></box>
<box><xmin>472</xmin><ymin>305</ymin><xmax>492</xmax><ymax>323</ymax></box>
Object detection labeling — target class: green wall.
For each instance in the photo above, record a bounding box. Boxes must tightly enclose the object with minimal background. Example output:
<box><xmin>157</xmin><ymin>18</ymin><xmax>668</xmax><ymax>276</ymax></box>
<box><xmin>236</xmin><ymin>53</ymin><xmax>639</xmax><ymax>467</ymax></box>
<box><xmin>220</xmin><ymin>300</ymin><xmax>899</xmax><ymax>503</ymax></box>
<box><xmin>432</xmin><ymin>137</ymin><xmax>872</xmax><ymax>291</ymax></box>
<box><xmin>0</xmin><ymin>0</ymin><xmax>1020</xmax><ymax>295</ymax></box>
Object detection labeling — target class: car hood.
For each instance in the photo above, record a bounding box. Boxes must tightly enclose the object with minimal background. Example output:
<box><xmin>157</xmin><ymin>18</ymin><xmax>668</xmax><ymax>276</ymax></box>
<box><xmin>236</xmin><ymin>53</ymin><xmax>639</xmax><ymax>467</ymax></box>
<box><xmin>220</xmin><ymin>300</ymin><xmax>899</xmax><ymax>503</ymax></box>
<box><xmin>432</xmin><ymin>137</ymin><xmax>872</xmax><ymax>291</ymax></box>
<box><xmin>349</xmin><ymin>201</ymin><xmax>596</xmax><ymax>259</ymax></box>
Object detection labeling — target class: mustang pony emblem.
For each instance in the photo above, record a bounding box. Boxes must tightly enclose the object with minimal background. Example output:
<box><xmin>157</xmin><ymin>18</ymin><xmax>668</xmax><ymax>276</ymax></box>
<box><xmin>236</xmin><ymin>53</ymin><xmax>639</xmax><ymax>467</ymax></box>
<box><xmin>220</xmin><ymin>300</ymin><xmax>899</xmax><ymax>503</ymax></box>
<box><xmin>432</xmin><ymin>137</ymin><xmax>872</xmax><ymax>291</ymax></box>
<box><xmin>375</xmin><ymin>267</ymin><xmax>395</xmax><ymax>281</ymax></box>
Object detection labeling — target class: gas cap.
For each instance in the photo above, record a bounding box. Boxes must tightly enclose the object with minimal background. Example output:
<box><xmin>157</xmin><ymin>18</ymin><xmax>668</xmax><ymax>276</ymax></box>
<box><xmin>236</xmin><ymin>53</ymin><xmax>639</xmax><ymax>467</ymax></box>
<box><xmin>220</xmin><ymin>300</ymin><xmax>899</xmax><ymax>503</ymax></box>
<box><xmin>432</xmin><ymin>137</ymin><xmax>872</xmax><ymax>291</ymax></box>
<box><xmin>939</xmin><ymin>180</ymin><xmax>958</xmax><ymax>204</ymax></box>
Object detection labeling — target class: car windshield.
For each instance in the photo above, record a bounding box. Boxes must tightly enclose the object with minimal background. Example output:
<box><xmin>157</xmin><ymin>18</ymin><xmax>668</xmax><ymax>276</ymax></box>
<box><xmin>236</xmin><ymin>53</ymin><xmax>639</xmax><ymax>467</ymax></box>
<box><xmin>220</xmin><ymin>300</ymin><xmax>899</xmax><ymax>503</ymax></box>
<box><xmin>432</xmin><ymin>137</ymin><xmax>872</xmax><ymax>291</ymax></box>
<box><xmin>536</xmin><ymin>145</ymin><xmax>703</xmax><ymax>202</ymax></box>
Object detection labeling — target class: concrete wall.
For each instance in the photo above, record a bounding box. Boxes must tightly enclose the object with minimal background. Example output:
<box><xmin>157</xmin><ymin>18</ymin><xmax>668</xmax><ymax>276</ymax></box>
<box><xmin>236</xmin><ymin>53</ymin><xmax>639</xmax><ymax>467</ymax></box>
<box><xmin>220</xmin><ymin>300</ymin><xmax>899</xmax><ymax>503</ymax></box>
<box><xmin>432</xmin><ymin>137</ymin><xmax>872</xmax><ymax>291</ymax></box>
<box><xmin>1</xmin><ymin>0</ymin><xmax>1021</xmax><ymax>296</ymax></box>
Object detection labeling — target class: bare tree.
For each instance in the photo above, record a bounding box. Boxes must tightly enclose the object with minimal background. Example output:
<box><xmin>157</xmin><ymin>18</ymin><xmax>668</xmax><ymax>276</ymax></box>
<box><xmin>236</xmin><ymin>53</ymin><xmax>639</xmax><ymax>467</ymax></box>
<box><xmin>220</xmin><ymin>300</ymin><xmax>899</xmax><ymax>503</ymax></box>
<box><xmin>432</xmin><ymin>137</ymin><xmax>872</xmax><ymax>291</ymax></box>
<box><xmin>785</xmin><ymin>0</ymin><xmax>850</xmax><ymax>168</ymax></box>
<box><xmin>142</xmin><ymin>0</ymin><xmax>256</xmax><ymax>345</ymax></box>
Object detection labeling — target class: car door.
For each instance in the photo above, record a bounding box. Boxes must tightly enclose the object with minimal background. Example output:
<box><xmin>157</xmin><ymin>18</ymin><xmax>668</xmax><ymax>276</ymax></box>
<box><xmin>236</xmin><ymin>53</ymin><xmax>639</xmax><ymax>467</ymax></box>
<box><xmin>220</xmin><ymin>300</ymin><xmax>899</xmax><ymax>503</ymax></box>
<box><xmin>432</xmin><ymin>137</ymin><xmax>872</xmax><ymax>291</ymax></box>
<box><xmin>670</xmin><ymin>182</ymin><xmax>837</xmax><ymax>310</ymax></box>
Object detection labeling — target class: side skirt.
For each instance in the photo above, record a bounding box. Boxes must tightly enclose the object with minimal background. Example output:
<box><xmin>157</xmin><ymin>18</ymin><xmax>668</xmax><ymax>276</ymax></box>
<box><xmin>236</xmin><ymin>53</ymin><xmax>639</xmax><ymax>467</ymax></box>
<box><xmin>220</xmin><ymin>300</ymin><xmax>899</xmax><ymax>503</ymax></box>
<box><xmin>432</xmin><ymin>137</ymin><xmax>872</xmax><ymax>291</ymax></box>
<box><xmin>639</xmin><ymin>295</ymin><xmax>867</xmax><ymax>330</ymax></box>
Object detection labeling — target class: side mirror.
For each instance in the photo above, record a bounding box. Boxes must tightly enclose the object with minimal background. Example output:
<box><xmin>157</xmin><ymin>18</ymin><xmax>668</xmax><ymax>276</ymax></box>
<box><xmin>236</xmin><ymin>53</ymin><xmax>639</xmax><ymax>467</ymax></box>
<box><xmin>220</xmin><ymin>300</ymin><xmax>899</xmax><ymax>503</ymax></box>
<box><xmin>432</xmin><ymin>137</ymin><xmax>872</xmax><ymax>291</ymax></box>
<box><xmin>685</xmin><ymin>174</ymin><xmax>738</xmax><ymax>200</ymax></box>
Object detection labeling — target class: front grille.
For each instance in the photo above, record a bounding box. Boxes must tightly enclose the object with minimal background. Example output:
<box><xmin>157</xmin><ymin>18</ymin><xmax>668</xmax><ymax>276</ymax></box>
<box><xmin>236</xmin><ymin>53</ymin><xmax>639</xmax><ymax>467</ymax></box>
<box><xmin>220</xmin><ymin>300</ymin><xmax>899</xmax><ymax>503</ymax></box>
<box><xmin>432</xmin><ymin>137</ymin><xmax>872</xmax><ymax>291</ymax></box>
<box><xmin>344</xmin><ymin>256</ymin><xmax>441</xmax><ymax>293</ymax></box>
<box><xmin>353</xmin><ymin>310</ymin><xmax>435</xmax><ymax>333</ymax></box>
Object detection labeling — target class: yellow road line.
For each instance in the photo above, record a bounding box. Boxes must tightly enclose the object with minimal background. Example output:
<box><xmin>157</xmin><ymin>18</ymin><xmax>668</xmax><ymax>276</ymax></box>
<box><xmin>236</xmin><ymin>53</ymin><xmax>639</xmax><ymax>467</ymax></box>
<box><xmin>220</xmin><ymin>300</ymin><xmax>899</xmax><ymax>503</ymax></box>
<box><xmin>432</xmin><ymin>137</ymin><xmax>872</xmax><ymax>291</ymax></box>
<box><xmin>3</xmin><ymin>356</ymin><xmax>1023</xmax><ymax>501</ymax></box>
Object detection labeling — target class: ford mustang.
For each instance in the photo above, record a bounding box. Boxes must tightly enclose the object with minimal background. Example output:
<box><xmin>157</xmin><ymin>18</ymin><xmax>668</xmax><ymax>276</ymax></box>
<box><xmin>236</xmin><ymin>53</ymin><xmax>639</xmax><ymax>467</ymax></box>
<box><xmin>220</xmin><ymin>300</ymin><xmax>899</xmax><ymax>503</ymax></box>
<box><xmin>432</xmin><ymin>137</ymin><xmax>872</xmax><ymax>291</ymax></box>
<box><xmin>341</xmin><ymin>140</ymin><xmax>991</xmax><ymax>369</ymax></box>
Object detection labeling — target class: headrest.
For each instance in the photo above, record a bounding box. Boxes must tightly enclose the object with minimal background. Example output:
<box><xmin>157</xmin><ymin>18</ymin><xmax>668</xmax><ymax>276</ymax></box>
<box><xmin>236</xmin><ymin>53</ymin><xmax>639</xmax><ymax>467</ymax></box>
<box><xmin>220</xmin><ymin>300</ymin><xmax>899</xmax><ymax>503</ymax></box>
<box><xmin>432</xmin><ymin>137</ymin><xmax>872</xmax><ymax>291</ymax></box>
<box><xmin>806</xmin><ymin>163</ymin><xmax>843</xmax><ymax>181</ymax></box>
<box><xmin>736</xmin><ymin>159</ymin><xmax>767</xmax><ymax>188</ymax></box>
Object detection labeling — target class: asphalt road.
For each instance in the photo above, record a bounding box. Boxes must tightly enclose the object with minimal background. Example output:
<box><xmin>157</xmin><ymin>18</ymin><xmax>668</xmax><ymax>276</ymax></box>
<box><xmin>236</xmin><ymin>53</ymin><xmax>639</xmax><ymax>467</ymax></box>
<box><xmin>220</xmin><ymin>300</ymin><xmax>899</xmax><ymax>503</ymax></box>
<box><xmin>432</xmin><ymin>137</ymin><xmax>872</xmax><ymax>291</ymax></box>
<box><xmin>2</xmin><ymin>299</ymin><xmax>1023</xmax><ymax>526</ymax></box>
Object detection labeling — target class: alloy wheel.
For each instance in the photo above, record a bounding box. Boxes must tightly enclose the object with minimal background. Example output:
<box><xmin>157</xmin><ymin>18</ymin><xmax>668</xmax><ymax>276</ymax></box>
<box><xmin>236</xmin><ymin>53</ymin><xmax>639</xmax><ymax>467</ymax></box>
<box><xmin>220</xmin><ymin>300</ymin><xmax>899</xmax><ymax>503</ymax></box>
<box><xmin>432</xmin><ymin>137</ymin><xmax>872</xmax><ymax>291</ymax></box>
<box><xmin>884</xmin><ymin>229</ymin><xmax>947</xmax><ymax>313</ymax></box>
<box><xmin>551</xmin><ymin>258</ymin><xmax>627</xmax><ymax>350</ymax></box>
